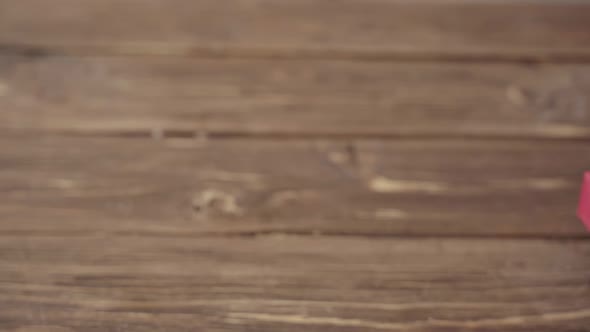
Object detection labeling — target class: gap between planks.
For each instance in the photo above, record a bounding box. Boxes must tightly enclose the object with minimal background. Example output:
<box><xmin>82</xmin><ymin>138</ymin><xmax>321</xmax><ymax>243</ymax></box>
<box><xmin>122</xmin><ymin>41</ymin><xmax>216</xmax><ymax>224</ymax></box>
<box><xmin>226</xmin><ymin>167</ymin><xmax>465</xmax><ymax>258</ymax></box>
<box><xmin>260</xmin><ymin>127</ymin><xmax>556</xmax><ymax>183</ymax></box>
<box><xmin>0</xmin><ymin>228</ymin><xmax>587</xmax><ymax>242</ymax></box>
<box><xmin>27</xmin><ymin>128</ymin><xmax>590</xmax><ymax>143</ymax></box>
<box><xmin>3</xmin><ymin>42</ymin><xmax>590</xmax><ymax>64</ymax></box>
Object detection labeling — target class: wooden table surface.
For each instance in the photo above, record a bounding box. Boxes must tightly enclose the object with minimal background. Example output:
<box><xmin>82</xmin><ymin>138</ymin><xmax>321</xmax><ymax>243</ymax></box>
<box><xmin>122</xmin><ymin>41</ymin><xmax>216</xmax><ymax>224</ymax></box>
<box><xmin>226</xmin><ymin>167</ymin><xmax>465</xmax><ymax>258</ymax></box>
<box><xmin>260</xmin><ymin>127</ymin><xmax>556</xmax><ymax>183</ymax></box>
<box><xmin>1</xmin><ymin>1</ymin><xmax>590</xmax><ymax>331</ymax></box>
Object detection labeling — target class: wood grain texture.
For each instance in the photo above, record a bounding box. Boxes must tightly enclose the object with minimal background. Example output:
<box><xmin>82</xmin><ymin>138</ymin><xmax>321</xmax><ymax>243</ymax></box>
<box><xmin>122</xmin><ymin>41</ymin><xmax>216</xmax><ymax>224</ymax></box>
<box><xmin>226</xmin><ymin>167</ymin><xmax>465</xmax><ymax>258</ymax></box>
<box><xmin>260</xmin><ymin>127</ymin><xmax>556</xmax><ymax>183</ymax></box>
<box><xmin>0</xmin><ymin>235</ymin><xmax>589</xmax><ymax>331</ymax></box>
<box><xmin>3</xmin><ymin>1</ymin><xmax>590</xmax><ymax>331</ymax></box>
<box><xmin>1</xmin><ymin>134</ymin><xmax>587</xmax><ymax>237</ymax></box>
<box><xmin>1</xmin><ymin>56</ymin><xmax>590</xmax><ymax>138</ymax></box>
<box><xmin>1</xmin><ymin>0</ymin><xmax>590</xmax><ymax>60</ymax></box>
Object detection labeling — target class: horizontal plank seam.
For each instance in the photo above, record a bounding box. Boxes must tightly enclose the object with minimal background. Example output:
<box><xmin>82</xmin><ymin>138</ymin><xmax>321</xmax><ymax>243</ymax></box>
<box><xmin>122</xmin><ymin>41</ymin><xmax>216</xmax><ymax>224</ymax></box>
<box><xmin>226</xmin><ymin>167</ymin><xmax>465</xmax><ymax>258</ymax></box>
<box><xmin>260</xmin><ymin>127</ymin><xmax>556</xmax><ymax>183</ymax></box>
<box><xmin>0</xmin><ymin>230</ymin><xmax>586</xmax><ymax>241</ymax></box>
<box><xmin>10</xmin><ymin>129</ymin><xmax>590</xmax><ymax>143</ymax></box>
<box><xmin>3</xmin><ymin>42</ymin><xmax>590</xmax><ymax>64</ymax></box>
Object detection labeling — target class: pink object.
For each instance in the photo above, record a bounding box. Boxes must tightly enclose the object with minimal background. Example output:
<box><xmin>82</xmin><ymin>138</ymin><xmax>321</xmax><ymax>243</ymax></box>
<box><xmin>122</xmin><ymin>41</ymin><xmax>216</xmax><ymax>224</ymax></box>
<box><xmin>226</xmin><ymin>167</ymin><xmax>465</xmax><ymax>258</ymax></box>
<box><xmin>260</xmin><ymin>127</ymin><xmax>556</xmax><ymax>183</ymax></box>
<box><xmin>578</xmin><ymin>172</ymin><xmax>590</xmax><ymax>231</ymax></box>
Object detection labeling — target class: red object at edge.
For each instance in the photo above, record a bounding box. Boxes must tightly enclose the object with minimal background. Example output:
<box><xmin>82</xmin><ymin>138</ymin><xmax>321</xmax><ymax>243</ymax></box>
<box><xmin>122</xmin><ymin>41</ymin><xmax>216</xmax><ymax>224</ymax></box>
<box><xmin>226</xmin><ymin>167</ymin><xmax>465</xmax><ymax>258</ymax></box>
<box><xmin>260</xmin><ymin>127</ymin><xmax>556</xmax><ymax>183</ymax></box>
<box><xmin>578</xmin><ymin>172</ymin><xmax>590</xmax><ymax>231</ymax></box>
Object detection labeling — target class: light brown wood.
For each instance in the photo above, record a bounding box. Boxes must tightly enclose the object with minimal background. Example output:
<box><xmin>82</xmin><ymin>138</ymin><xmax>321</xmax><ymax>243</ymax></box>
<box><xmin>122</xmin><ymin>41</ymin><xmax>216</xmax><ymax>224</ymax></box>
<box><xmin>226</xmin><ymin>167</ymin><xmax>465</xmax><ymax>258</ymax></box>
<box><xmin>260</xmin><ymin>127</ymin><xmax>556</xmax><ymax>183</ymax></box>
<box><xmin>1</xmin><ymin>235</ymin><xmax>589</xmax><ymax>331</ymax></box>
<box><xmin>1</xmin><ymin>0</ymin><xmax>590</xmax><ymax>60</ymax></box>
<box><xmin>1</xmin><ymin>55</ymin><xmax>590</xmax><ymax>139</ymax></box>
<box><xmin>1</xmin><ymin>134</ymin><xmax>587</xmax><ymax>237</ymax></box>
<box><xmin>2</xmin><ymin>2</ymin><xmax>590</xmax><ymax>330</ymax></box>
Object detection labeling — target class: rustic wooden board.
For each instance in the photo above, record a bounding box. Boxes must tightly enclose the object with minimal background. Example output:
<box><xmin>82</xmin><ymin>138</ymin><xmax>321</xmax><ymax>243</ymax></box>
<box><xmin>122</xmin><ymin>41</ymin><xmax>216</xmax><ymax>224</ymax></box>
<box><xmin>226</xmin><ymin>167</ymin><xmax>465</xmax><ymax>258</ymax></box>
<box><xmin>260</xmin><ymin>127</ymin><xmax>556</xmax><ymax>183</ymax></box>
<box><xmin>1</xmin><ymin>56</ymin><xmax>590</xmax><ymax>138</ymax></box>
<box><xmin>3</xmin><ymin>2</ymin><xmax>589</xmax><ymax>331</ymax></box>
<box><xmin>1</xmin><ymin>134</ymin><xmax>587</xmax><ymax>237</ymax></box>
<box><xmin>1</xmin><ymin>0</ymin><xmax>590</xmax><ymax>60</ymax></box>
<box><xmin>0</xmin><ymin>234</ymin><xmax>589</xmax><ymax>331</ymax></box>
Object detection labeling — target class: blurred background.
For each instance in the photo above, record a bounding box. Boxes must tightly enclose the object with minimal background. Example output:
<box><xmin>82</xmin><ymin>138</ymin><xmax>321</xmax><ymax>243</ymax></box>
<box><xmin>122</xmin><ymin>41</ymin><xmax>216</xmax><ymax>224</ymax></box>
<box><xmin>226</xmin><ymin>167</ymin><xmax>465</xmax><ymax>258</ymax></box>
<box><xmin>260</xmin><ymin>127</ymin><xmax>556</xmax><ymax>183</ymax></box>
<box><xmin>0</xmin><ymin>1</ymin><xmax>590</xmax><ymax>331</ymax></box>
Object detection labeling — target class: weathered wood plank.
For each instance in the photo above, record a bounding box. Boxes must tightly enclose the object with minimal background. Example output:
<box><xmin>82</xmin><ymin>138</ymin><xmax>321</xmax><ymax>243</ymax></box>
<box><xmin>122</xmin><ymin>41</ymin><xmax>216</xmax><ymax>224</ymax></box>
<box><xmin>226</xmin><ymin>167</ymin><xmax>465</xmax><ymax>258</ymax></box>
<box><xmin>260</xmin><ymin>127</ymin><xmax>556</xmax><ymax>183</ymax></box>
<box><xmin>1</xmin><ymin>56</ymin><xmax>590</xmax><ymax>138</ymax></box>
<box><xmin>1</xmin><ymin>0</ymin><xmax>590</xmax><ymax>60</ymax></box>
<box><xmin>0</xmin><ymin>235</ymin><xmax>589</xmax><ymax>331</ymax></box>
<box><xmin>0</xmin><ymin>134</ymin><xmax>587</xmax><ymax>237</ymax></box>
